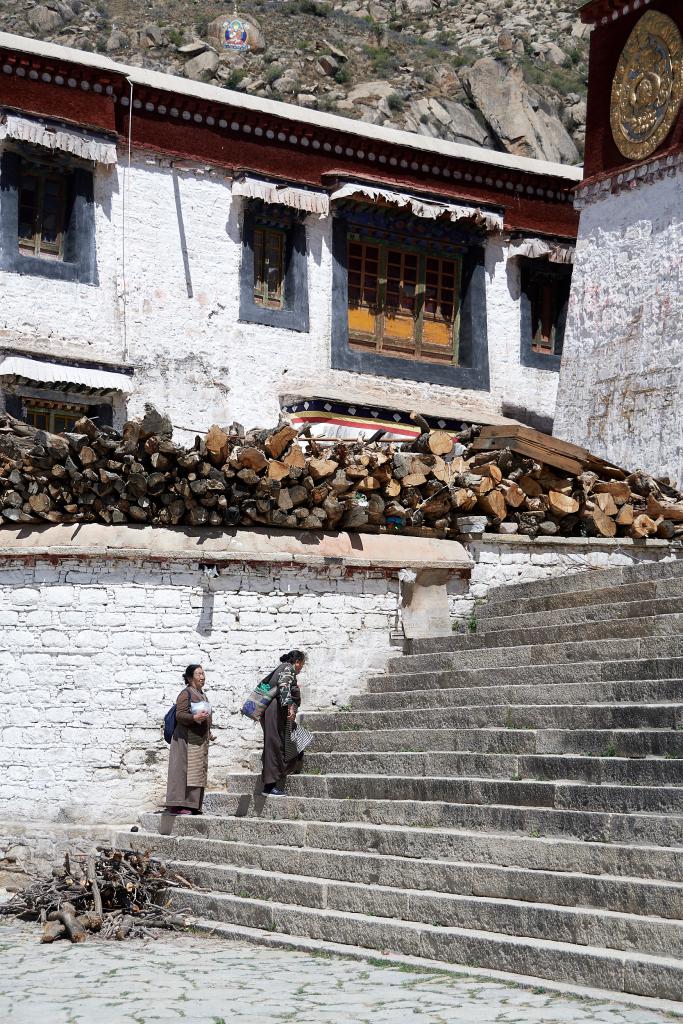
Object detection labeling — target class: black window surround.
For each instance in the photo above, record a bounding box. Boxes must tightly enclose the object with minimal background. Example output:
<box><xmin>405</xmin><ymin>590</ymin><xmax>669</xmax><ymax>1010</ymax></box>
<box><xmin>519</xmin><ymin>258</ymin><xmax>572</xmax><ymax>372</ymax></box>
<box><xmin>0</xmin><ymin>148</ymin><xmax>98</xmax><ymax>286</ymax></box>
<box><xmin>3</xmin><ymin>390</ymin><xmax>113</xmax><ymax>427</ymax></box>
<box><xmin>331</xmin><ymin>214</ymin><xmax>490</xmax><ymax>390</ymax></box>
<box><xmin>238</xmin><ymin>200</ymin><xmax>309</xmax><ymax>332</ymax></box>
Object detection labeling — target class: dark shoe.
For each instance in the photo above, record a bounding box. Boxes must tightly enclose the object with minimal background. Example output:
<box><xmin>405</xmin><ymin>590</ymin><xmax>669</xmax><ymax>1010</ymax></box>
<box><xmin>261</xmin><ymin>787</ymin><xmax>285</xmax><ymax>796</ymax></box>
<box><xmin>167</xmin><ymin>807</ymin><xmax>192</xmax><ymax>815</ymax></box>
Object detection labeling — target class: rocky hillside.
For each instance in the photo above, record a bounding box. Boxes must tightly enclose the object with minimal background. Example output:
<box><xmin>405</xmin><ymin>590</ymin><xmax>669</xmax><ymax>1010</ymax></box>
<box><xmin>4</xmin><ymin>1</ymin><xmax>590</xmax><ymax>163</ymax></box>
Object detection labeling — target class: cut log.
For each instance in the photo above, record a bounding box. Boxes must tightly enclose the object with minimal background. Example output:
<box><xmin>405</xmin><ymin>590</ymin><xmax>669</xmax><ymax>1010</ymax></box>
<box><xmin>450</xmin><ymin>487</ymin><xmax>477</xmax><ymax>512</ymax></box>
<box><xmin>235</xmin><ymin>447</ymin><xmax>267</xmax><ymax>472</ymax></box>
<box><xmin>204</xmin><ymin>425</ymin><xmax>230</xmax><ymax>465</ymax></box>
<box><xmin>518</xmin><ymin>475</ymin><xmax>544</xmax><ymax>498</ymax></box>
<box><xmin>584</xmin><ymin>508</ymin><xmax>617</xmax><ymax>537</ymax></box>
<box><xmin>647</xmin><ymin>494</ymin><xmax>683</xmax><ymax>522</ymax></box>
<box><xmin>267</xmin><ymin>460</ymin><xmax>290</xmax><ymax>482</ymax></box>
<box><xmin>401</xmin><ymin>472</ymin><xmax>427</xmax><ymax>488</ymax></box>
<box><xmin>264</xmin><ymin>426</ymin><xmax>298</xmax><ymax>459</ymax></box>
<box><xmin>478</xmin><ymin>463</ymin><xmax>503</xmax><ymax>485</ymax></box>
<box><xmin>629</xmin><ymin>514</ymin><xmax>658</xmax><ymax>539</ymax></box>
<box><xmin>547</xmin><ymin>491</ymin><xmax>580</xmax><ymax>518</ymax></box>
<box><xmin>477</xmin><ymin>490</ymin><xmax>506</xmax><ymax>519</ymax></box>
<box><xmin>616</xmin><ymin>503</ymin><xmax>634</xmax><ymax>527</ymax></box>
<box><xmin>593</xmin><ymin>480</ymin><xmax>632</xmax><ymax>504</ymax></box>
<box><xmin>500</xmin><ymin>482</ymin><xmax>525</xmax><ymax>509</ymax></box>
<box><xmin>307</xmin><ymin>458</ymin><xmax>338</xmax><ymax>481</ymax></box>
<box><xmin>594</xmin><ymin>492</ymin><xmax>619</xmax><ymax>517</ymax></box>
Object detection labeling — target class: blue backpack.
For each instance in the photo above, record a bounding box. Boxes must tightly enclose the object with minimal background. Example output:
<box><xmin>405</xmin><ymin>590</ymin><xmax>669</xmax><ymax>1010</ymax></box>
<box><xmin>163</xmin><ymin>687</ymin><xmax>189</xmax><ymax>744</ymax></box>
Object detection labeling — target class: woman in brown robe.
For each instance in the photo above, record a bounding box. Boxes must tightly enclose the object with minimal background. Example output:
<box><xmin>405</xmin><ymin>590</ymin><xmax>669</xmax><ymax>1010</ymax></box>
<box><xmin>260</xmin><ymin>650</ymin><xmax>306</xmax><ymax>796</ymax></box>
<box><xmin>166</xmin><ymin>664</ymin><xmax>212</xmax><ymax>815</ymax></box>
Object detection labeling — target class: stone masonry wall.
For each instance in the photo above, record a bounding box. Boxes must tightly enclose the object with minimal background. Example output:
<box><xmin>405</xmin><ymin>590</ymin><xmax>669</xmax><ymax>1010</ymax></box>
<box><xmin>0</xmin><ymin>148</ymin><xmax>560</xmax><ymax>441</ymax></box>
<box><xmin>554</xmin><ymin>170</ymin><xmax>683</xmax><ymax>486</ymax></box>
<box><xmin>0</xmin><ymin>557</ymin><xmax>398</xmax><ymax>826</ymax></box>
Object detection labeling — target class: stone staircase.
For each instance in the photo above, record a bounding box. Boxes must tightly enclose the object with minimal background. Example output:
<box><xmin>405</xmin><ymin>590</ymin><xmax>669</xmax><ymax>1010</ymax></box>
<box><xmin>124</xmin><ymin>558</ymin><xmax>683</xmax><ymax>1001</ymax></box>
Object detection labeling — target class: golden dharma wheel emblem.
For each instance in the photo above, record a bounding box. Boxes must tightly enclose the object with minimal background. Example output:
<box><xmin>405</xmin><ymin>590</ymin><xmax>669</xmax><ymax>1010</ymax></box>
<box><xmin>610</xmin><ymin>10</ymin><xmax>683</xmax><ymax>161</ymax></box>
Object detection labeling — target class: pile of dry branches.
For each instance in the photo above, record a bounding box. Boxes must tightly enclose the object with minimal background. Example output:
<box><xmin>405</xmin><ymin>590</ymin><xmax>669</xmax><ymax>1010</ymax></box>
<box><xmin>0</xmin><ymin>847</ymin><xmax>193</xmax><ymax>943</ymax></box>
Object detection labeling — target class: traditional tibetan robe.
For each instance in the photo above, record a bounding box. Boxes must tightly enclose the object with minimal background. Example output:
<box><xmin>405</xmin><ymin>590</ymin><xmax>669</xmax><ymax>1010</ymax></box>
<box><xmin>260</xmin><ymin>663</ymin><xmax>302</xmax><ymax>787</ymax></box>
<box><xmin>165</xmin><ymin>685</ymin><xmax>212</xmax><ymax>811</ymax></box>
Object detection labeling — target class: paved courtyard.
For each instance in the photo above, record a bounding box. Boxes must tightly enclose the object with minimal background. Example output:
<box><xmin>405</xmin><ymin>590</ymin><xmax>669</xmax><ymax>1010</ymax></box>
<box><xmin>1</xmin><ymin>922</ymin><xmax>681</xmax><ymax>1024</ymax></box>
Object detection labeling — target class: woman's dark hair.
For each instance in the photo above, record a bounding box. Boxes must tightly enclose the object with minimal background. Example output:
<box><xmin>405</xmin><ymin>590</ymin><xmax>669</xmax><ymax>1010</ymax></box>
<box><xmin>183</xmin><ymin>664</ymin><xmax>202</xmax><ymax>683</ymax></box>
<box><xmin>280</xmin><ymin>650</ymin><xmax>306</xmax><ymax>664</ymax></box>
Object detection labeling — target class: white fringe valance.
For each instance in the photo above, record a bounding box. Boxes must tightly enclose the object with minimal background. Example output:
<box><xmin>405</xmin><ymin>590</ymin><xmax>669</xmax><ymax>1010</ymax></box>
<box><xmin>232</xmin><ymin>176</ymin><xmax>329</xmax><ymax>216</ymax></box>
<box><xmin>0</xmin><ymin>355</ymin><xmax>132</xmax><ymax>395</ymax></box>
<box><xmin>330</xmin><ymin>182</ymin><xmax>504</xmax><ymax>232</ymax></box>
<box><xmin>0</xmin><ymin>112</ymin><xmax>118</xmax><ymax>165</ymax></box>
<box><xmin>508</xmin><ymin>237</ymin><xmax>575</xmax><ymax>264</ymax></box>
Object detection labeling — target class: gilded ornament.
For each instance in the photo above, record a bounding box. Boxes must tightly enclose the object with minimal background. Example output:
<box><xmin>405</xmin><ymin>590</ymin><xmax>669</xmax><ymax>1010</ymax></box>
<box><xmin>610</xmin><ymin>10</ymin><xmax>683</xmax><ymax>161</ymax></box>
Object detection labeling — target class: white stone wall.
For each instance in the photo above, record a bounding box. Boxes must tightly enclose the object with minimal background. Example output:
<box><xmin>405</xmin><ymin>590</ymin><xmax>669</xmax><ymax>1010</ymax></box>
<box><xmin>555</xmin><ymin>170</ymin><xmax>683</xmax><ymax>485</ymax></box>
<box><xmin>0</xmin><ymin>557</ymin><xmax>398</xmax><ymax>825</ymax></box>
<box><xmin>0</xmin><ymin>146</ymin><xmax>560</xmax><ymax>440</ymax></box>
<box><xmin>448</xmin><ymin>536</ymin><xmax>683</xmax><ymax>624</ymax></box>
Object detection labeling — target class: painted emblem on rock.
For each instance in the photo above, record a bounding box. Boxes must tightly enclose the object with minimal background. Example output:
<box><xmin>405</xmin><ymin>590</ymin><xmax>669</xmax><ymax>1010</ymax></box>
<box><xmin>610</xmin><ymin>11</ymin><xmax>683</xmax><ymax>161</ymax></box>
<box><xmin>223</xmin><ymin>18</ymin><xmax>251</xmax><ymax>51</ymax></box>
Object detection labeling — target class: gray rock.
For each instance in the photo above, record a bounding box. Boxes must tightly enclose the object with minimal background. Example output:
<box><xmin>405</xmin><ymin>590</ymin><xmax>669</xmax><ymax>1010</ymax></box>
<box><xmin>316</xmin><ymin>54</ymin><xmax>341</xmax><ymax>77</ymax></box>
<box><xmin>404</xmin><ymin>0</ymin><xmax>433</xmax><ymax>12</ymax></box>
<box><xmin>497</xmin><ymin>30</ymin><xmax>514</xmax><ymax>52</ymax></box>
<box><xmin>184</xmin><ymin>49</ymin><xmax>219</xmax><ymax>82</ymax></box>
<box><xmin>178</xmin><ymin>40</ymin><xmax>209</xmax><ymax>57</ymax></box>
<box><xmin>297</xmin><ymin>93</ymin><xmax>318</xmax><ymax>108</ymax></box>
<box><xmin>322</xmin><ymin>38</ymin><xmax>348</xmax><ymax>62</ymax></box>
<box><xmin>144</xmin><ymin>24</ymin><xmax>165</xmax><ymax>48</ymax></box>
<box><xmin>272</xmin><ymin>69</ymin><xmax>300</xmax><ymax>96</ymax></box>
<box><xmin>105</xmin><ymin>29</ymin><xmax>128</xmax><ymax>52</ymax></box>
<box><xmin>544</xmin><ymin>41</ymin><xmax>567</xmax><ymax>66</ymax></box>
<box><xmin>435</xmin><ymin>98</ymin><xmax>495</xmax><ymax>149</ymax></box>
<box><xmin>26</xmin><ymin>5</ymin><xmax>63</xmax><ymax>32</ymax></box>
<box><xmin>462</xmin><ymin>57</ymin><xmax>579</xmax><ymax>164</ymax></box>
<box><xmin>141</xmin><ymin>405</ymin><xmax>173</xmax><ymax>441</ymax></box>
<box><xmin>348</xmin><ymin>80</ymin><xmax>396</xmax><ymax>102</ymax></box>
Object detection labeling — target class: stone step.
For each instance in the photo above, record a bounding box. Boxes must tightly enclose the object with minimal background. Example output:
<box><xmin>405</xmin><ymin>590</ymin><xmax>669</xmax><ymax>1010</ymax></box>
<box><xmin>304</xmin><ymin>702</ymin><xmax>683</xmax><ymax>734</ymax></box>
<box><xmin>352</xmin><ymin>677</ymin><xmax>683</xmax><ymax>712</ymax></box>
<box><xmin>148</xmin><ymin>789</ymin><xmax>683</xmax><ymax>845</ymax></box>
<box><xmin>164</xmin><ymin>859</ymin><xmax>683</xmax><ymax>957</ymax></box>
<box><xmin>164</xmin><ymin>888</ymin><xmax>683</xmax><ymax>999</ymax></box>
<box><xmin>133</xmin><ymin>816</ymin><xmax>683</xmax><ymax>881</ymax></box>
<box><xmin>468</xmin><ymin>597</ymin><xmax>683</xmax><ymax>642</ymax></box>
<box><xmin>249</xmin><ymin>750</ymin><xmax>683</xmax><ymax>786</ymax></box>
<box><xmin>481</xmin><ymin>559</ymin><xmax>683</xmax><ymax>606</ymax></box>
<box><xmin>478</xmin><ymin>576</ymin><xmax>683</xmax><ymax>621</ymax></box>
<box><xmin>415</xmin><ymin>609</ymin><xmax>683</xmax><ymax>657</ymax></box>
<box><xmin>384</xmin><ymin>636</ymin><xmax>683</xmax><ymax>677</ymax></box>
<box><xmin>219</xmin><ymin>772</ymin><xmax>683</xmax><ymax>816</ymax></box>
<box><xmin>312</xmin><ymin>727</ymin><xmax>683</xmax><ymax>758</ymax></box>
<box><xmin>119</xmin><ymin>831</ymin><xmax>683</xmax><ymax>920</ymax></box>
<box><xmin>367</xmin><ymin>657</ymin><xmax>683</xmax><ymax>693</ymax></box>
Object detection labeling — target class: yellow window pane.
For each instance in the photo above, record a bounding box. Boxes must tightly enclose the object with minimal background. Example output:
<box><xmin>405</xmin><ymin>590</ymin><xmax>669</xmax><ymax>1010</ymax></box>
<box><xmin>348</xmin><ymin>307</ymin><xmax>376</xmax><ymax>335</ymax></box>
<box><xmin>383</xmin><ymin>314</ymin><xmax>415</xmax><ymax>341</ymax></box>
<box><xmin>423</xmin><ymin>320</ymin><xmax>453</xmax><ymax>347</ymax></box>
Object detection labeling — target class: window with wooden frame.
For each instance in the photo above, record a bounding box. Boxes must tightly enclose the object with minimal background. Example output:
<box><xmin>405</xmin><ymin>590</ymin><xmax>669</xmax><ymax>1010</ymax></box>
<box><xmin>253</xmin><ymin>224</ymin><xmax>286</xmax><ymax>309</ymax></box>
<box><xmin>25</xmin><ymin>400</ymin><xmax>88</xmax><ymax>433</ymax></box>
<box><xmin>347</xmin><ymin>235</ymin><xmax>461</xmax><ymax>364</ymax></box>
<box><xmin>17</xmin><ymin>165</ymin><xmax>68</xmax><ymax>261</ymax></box>
<box><xmin>522</xmin><ymin>262</ymin><xmax>571</xmax><ymax>357</ymax></box>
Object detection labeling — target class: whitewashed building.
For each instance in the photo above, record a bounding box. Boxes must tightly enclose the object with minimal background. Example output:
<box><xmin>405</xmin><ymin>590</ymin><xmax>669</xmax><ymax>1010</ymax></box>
<box><xmin>0</xmin><ymin>32</ymin><xmax>581</xmax><ymax>445</ymax></box>
<box><xmin>555</xmin><ymin>0</ymin><xmax>683</xmax><ymax>486</ymax></box>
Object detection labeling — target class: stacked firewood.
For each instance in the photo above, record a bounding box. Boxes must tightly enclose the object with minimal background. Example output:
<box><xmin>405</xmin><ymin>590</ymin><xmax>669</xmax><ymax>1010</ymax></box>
<box><xmin>0</xmin><ymin>847</ymin><xmax>192</xmax><ymax>943</ymax></box>
<box><xmin>1</xmin><ymin>406</ymin><xmax>682</xmax><ymax>541</ymax></box>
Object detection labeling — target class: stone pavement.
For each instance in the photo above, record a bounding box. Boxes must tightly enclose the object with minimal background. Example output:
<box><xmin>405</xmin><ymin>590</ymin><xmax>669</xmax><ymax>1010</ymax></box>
<box><xmin>1</xmin><ymin>922</ymin><xmax>681</xmax><ymax>1024</ymax></box>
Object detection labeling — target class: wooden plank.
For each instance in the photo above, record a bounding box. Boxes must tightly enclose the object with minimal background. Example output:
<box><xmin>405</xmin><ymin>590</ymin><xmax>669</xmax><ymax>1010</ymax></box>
<box><xmin>471</xmin><ymin>434</ymin><xmax>586</xmax><ymax>475</ymax></box>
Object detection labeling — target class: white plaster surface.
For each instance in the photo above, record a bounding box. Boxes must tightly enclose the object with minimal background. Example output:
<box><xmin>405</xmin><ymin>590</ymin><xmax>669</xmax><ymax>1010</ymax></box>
<box><xmin>555</xmin><ymin>170</ymin><xmax>683</xmax><ymax>484</ymax></box>
<box><xmin>0</xmin><ymin>558</ymin><xmax>398</xmax><ymax>824</ymax></box>
<box><xmin>0</xmin><ymin>147</ymin><xmax>561</xmax><ymax>439</ymax></box>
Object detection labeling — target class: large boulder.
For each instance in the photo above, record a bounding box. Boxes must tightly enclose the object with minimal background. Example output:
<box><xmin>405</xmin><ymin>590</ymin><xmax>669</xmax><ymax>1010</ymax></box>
<box><xmin>461</xmin><ymin>58</ymin><xmax>579</xmax><ymax>164</ymax></box>
<box><xmin>26</xmin><ymin>5</ymin><xmax>64</xmax><ymax>32</ymax></box>
<box><xmin>184</xmin><ymin>49</ymin><xmax>219</xmax><ymax>82</ymax></box>
<box><xmin>208</xmin><ymin>13</ymin><xmax>266</xmax><ymax>55</ymax></box>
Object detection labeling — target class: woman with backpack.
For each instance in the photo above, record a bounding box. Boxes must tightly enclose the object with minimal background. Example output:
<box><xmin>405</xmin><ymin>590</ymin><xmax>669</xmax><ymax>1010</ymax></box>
<box><xmin>165</xmin><ymin>664</ymin><xmax>212</xmax><ymax>815</ymax></box>
<box><xmin>260</xmin><ymin>650</ymin><xmax>306</xmax><ymax>796</ymax></box>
